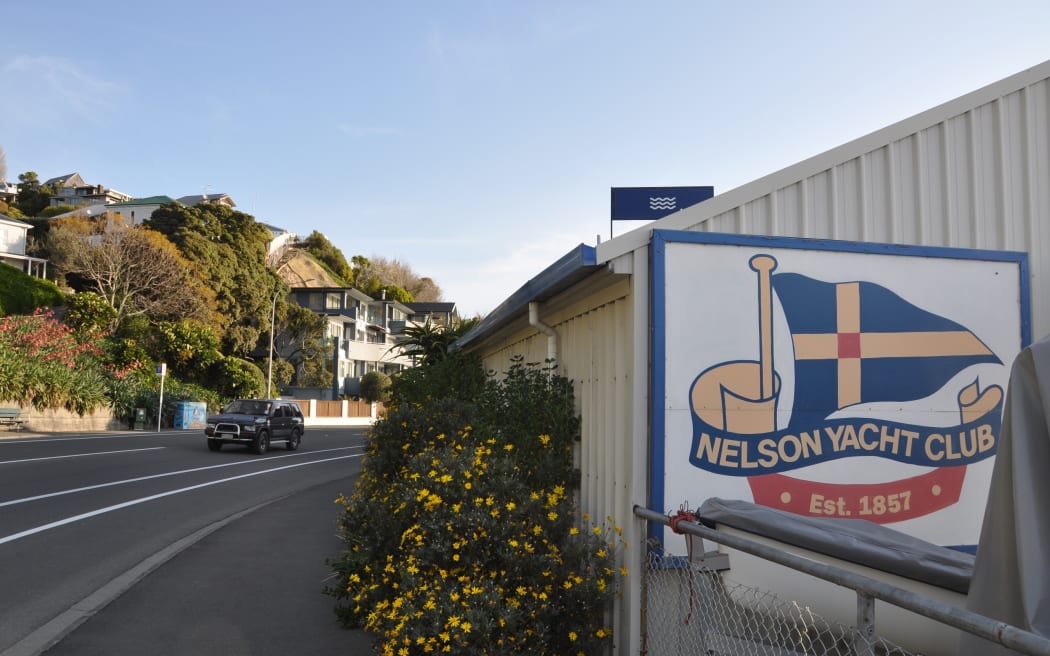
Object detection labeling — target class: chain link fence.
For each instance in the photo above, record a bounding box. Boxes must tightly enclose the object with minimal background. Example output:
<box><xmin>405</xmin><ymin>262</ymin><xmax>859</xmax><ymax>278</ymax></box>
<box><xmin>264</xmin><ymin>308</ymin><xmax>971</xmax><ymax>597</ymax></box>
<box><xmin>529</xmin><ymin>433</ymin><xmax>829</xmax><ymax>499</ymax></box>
<box><xmin>635</xmin><ymin>506</ymin><xmax>1050</xmax><ymax>656</ymax></box>
<box><xmin>643</xmin><ymin>549</ymin><xmax>916</xmax><ymax>656</ymax></box>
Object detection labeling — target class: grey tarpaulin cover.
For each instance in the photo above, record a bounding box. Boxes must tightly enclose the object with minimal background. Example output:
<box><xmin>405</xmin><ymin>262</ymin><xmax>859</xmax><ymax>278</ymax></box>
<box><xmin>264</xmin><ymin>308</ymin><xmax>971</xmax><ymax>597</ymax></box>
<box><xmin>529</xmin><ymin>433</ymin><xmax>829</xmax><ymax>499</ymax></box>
<box><xmin>959</xmin><ymin>338</ymin><xmax>1050</xmax><ymax>655</ymax></box>
<box><xmin>698</xmin><ymin>497</ymin><xmax>974</xmax><ymax>594</ymax></box>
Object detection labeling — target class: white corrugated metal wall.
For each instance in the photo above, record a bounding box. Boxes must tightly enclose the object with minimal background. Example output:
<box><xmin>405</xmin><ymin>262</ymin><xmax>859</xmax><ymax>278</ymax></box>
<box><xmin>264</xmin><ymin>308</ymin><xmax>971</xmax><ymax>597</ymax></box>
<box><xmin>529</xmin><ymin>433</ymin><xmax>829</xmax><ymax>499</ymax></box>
<box><xmin>650</xmin><ymin>63</ymin><xmax>1050</xmax><ymax>339</ymax></box>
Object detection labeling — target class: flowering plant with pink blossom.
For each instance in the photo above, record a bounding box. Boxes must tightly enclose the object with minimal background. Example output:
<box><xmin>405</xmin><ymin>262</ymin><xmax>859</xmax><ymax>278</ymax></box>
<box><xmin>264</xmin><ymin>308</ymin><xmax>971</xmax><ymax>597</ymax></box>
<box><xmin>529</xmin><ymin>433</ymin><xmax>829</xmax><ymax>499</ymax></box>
<box><xmin>0</xmin><ymin>309</ymin><xmax>140</xmax><ymax>413</ymax></box>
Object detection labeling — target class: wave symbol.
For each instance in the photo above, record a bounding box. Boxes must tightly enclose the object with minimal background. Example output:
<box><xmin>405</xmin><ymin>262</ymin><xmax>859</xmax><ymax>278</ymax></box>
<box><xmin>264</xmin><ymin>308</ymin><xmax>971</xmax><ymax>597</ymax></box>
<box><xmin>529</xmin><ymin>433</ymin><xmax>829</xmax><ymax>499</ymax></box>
<box><xmin>650</xmin><ymin>197</ymin><xmax>677</xmax><ymax>210</ymax></box>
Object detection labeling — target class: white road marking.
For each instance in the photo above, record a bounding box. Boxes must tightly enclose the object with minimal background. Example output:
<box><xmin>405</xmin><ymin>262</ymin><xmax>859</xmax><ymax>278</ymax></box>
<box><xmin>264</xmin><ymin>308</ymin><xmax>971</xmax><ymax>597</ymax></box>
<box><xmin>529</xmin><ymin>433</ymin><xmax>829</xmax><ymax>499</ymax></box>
<box><xmin>0</xmin><ymin>446</ymin><xmax>364</xmax><ymax>508</ymax></box>
<box><xmin>0</xmin><ymin>454</ymin><xmax>362</xmax><ymax>546</ymax></box>
<box><xmin>0</xmin><ymin>434</ymin><xmax>171</xmax><ymax>444</ymax></box>
<box><xmin>0</xmin><ymin>447</ymin><xmax>166</xmax><ymax>465</ymax></box>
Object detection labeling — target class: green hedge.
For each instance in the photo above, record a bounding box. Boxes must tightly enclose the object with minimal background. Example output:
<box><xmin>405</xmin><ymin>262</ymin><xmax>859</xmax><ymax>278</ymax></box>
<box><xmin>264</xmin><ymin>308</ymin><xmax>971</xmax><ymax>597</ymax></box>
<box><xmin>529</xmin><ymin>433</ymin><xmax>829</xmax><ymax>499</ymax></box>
<box><xmin>0</xmin><ymin>263</ymin><xmax>64</xmax><ymax>316</ymax></box>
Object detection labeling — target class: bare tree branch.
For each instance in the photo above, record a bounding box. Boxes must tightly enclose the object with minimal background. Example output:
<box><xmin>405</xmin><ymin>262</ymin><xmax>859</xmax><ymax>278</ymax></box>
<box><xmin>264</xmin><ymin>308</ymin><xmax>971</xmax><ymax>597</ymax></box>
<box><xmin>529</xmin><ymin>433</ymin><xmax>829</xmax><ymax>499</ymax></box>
<box><xmin>48</xmin><ymin>220</ymin><xmax>212</xmax><ymax>330</ymax></box>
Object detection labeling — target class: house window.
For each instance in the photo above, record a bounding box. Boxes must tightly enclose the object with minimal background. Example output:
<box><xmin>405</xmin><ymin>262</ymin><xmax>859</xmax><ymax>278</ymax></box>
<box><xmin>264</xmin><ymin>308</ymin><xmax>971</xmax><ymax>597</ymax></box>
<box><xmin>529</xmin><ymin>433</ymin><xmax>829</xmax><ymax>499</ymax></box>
<box><xmin>326</xmin><ymin>292</ymin><xmax>342</xmax><ymax>309</ymax></box>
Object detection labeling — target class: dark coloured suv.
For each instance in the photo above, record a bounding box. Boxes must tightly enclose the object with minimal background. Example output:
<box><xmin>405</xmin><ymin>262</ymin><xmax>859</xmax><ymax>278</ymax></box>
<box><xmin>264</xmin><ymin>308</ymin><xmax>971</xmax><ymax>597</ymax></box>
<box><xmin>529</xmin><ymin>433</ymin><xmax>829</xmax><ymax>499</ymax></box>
<box><xmin>204</xmin><ymin>399</ymin><xmax>304</xmax><ymax>454</ymax></box>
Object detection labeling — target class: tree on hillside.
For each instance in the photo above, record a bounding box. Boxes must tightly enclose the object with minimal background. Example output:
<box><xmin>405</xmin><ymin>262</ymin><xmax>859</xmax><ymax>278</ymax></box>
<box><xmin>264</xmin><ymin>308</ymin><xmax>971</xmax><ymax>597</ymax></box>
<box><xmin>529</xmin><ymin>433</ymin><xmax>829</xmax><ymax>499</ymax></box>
<box><xmin>299</xmin><ymin>231</ymin><xmax>352</xmax><ymax>284</ymax></box>
<box><xmin>15</xmin><ymin>171</ymin><xmax>53</xmax><ymax>217</ymax></box>
<box><xmin>349</xmin><ymin>255</ymin><xmax>379</xmax><ymax>294</ymax></box>
<box><xmin>380</xmin><ymin>285</ymin><xmax>413</xmax><ymax>304</ymax></box>
<box><xmin>48</xmin><ymin>219</ymin><xmax>212</xmax><ymax>331</ymax></box>
<box><xmin>362</xmin><ymin>255</ymin><xmax>443</xmax><ymax>302</ymax></box>
<box><xmin>150</xmin><ymin>319</ymin><xmax>224</xmax><ymax>383</ymax></box>
<box><xmin>412</xmin><ymin>277</ymin><xmax>442</xmax><ymax>302</ymax></box>
<box><xmin>145</xmin><ymin>202</ymin><xmax>282</xmax><ymax>355</ymax></box>
<box><xmin>272</xmin><ymin>302</ymin><xmax>326</xmax><ymax>388</ymax></box>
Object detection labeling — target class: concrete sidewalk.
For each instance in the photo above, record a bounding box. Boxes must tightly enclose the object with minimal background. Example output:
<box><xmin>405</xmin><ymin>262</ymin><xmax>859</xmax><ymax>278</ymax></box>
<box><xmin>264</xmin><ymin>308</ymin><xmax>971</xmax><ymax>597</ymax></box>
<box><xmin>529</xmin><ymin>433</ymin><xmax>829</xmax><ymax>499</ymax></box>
<box><xmin>41</xmin><ymin>476</ymin><xmax>375</xmax><ymax>656</ymax></box>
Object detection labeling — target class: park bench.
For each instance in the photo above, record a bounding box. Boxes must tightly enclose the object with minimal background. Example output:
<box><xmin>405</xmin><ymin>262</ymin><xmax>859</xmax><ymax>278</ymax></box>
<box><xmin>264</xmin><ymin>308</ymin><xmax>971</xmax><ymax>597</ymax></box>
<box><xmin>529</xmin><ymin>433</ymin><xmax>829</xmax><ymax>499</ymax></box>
<box><xmin>0</xmin><ymin>408</ymin><xmax>27</xmax><ymax>431</ymax></box>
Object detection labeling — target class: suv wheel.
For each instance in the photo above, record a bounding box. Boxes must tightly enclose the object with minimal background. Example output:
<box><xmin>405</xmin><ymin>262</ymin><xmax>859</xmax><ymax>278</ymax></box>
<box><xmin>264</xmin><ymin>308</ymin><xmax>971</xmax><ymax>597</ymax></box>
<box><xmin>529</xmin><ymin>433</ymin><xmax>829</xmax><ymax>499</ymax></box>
<box><xmin>207</xmin><ymin>439</ymin><xmax>222</xmax><ymax>452</ymax></box>
<box><xmin>254</xmin><ymin>430</ymin><xmax>269</xmax><ymax>455</ymax></box>
<box><xmin>287</xmin><ymin>428</ymin><xmax>301</xmax><ymax>451</ymax></box>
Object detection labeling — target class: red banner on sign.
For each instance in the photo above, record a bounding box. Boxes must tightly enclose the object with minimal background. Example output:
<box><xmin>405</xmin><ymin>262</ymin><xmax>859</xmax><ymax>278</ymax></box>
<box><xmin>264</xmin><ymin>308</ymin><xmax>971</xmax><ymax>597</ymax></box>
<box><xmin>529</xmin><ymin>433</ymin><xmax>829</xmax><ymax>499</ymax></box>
<box><xmin>747</xmin><ymin>466</ymin><xmax>966</xmax><ymax>523</ymax></box>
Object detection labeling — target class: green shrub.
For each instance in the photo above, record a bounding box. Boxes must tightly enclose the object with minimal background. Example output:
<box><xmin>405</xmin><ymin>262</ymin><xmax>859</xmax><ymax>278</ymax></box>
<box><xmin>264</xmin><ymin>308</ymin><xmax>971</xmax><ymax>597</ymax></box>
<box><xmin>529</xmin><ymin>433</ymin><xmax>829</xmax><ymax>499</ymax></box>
<box><xmin>326</xmin><ymin>356</ymin><xmax>622</xmax><ymax>655</ymax></box>
<box><xmin>0</xmin><ymin>263</ymin><xmax>64</xmax><ymax>316</ymax></box>
<box><xmin>65</xmin><ymin>291</ymin><xmax>118</xmax><ymax>335</ymax></box>
<box><xmin>389</xmin><ymin>350</ymin><xmax>487</xmax><ymax>406</ymax></box>
<box><xmin>212</xmin><ymin>356</ymin><xmax>265</xmax><ymax>400</ymax></box>
<box><xmin>359</xmin><ymin>370</ymin><xmax>392</xmax><ymax>403</ymax></box>
<box><xmin>118</xmin><ymin>377</ymin><xmax>222</xmax><ymax>428</ymax></box>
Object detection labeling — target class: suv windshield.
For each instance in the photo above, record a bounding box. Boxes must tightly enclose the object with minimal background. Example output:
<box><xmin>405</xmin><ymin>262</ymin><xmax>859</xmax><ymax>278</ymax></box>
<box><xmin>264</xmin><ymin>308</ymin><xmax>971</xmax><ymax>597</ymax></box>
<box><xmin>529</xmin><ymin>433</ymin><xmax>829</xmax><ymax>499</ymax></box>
<box><xmin>224</xmin><ymin>400</ymin><xmax>271</xmax><ymax>415</ymax></box>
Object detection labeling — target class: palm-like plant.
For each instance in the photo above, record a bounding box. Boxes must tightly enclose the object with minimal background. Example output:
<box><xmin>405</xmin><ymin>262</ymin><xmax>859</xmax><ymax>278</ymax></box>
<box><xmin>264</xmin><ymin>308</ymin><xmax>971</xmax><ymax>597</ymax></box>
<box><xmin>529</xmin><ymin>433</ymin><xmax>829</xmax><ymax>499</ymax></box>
<box><xmin>394</xmin><ymin>319</ymin><xmax>459</xmax><ymax>367</ymax></box>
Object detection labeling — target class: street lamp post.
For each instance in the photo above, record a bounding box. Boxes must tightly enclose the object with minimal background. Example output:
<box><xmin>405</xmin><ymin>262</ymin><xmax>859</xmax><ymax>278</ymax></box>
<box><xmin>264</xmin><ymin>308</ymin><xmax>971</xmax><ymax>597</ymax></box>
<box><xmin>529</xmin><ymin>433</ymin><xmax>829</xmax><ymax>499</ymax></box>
<box><xmin>267</xmin><ymin>278</ymin><xmax>314</xmax><ymax>399</ymax></box>
<box><xmin>267</xmin><ymin>289</ymin><xmax>280</xmax><ymax>399</ymax></box>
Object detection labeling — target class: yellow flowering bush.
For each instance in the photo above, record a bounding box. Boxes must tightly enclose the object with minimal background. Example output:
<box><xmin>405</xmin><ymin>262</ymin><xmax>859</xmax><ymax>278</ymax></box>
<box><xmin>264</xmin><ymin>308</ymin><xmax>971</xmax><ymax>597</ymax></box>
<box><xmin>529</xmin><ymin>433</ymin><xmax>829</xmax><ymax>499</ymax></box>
<box><xmin>327</xmin><ymin>357</ymin><xmax>623</xmax><ymax>655</ymax></box>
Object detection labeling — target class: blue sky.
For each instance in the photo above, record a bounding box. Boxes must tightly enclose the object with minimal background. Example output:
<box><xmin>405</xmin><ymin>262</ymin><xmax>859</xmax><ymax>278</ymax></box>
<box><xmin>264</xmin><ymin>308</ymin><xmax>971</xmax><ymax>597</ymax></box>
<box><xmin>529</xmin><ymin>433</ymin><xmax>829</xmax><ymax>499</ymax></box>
<box><xmin>3</xmin><ymin>2</ymin><xmax>1048</xmax><ymax>317</ymax></box>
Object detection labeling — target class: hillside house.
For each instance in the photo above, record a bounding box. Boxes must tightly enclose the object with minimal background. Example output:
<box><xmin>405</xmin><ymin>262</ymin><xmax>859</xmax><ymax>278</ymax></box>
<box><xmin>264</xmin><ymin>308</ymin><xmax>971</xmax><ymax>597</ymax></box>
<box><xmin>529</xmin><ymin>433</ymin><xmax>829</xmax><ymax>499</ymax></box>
<box><xmin>0</xmin><ymin>213</ymin><xmax>47</xmax><ymax>277</ymax></box>
<box><xmin>45</xmin><ymin>173</ymin><xmax>132</xmax><ymax>207</ymax></box>
<box><xmin>405</xmin><ymin>301</ymin><xmax>459</xmax><ymax>327</ymax></box>
<box><xmin>0</xmin><ymin>181</ymin><xmax>16</xmax><ymax>204</ymax></box>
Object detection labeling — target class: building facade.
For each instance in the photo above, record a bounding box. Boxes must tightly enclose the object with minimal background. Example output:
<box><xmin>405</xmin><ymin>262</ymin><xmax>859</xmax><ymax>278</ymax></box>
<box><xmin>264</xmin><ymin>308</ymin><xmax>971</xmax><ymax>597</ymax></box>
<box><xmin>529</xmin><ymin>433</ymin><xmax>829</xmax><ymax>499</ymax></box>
<box><xmin>289</xmin><ymin>286</ymin><xmax>415</xmax><ymax>397</ymax></box>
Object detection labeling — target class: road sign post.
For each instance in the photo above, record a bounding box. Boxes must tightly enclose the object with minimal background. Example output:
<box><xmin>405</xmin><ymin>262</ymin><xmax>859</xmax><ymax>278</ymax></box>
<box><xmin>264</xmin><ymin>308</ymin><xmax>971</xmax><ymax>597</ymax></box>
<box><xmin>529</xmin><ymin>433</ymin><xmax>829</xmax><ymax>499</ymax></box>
<box><xmin>156</xmin><ymin>363</ymin><xmax>167</xmax><ymax>432</ymax></box>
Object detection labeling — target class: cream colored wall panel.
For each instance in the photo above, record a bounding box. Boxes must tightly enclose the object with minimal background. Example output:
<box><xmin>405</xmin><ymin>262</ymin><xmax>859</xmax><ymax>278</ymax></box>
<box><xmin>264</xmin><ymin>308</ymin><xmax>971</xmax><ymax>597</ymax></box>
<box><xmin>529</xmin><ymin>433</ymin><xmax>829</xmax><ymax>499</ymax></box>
<box><xmin>479</xmin><ymin>287</ymin><xmax>634</xmax><ymax>533</ymax></box>
<box><xmin>894</xmin><ymin>135</ymin><xmax>924</xmax><ymax>241</ymax></box>
<box><xmin>773</xmin><ymin>180</ymin><xmax>799</xmax><ymax>236</ymax></box>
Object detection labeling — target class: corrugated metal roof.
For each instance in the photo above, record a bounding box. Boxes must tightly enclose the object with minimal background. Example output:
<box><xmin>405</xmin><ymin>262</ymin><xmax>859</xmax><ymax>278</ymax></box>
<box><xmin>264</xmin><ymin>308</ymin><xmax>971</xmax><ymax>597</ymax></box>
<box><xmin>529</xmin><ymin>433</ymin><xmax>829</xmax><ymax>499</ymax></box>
<box><xmin>456</xmin><ymin>244</ymin><xmax>598</xmax><ymax>350</ymax></box>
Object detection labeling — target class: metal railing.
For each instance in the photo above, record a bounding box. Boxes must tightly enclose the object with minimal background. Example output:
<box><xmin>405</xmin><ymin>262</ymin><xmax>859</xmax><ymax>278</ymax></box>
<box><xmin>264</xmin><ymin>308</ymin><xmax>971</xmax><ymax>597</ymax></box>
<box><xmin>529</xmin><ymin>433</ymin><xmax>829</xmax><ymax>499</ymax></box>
<box><xmin>635</xmin><ymin>505</ymin><xmax>1050</xmax><ymax>656</ymax></box>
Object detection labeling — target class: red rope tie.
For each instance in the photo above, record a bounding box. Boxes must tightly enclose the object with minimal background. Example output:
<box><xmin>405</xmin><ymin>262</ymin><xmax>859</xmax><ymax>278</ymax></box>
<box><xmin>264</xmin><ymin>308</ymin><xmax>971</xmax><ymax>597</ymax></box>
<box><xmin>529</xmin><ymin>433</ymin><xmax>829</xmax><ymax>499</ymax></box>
<box><xmin>668</xmin><ymin>508</ymin><xmax>697</xmax><ymax>534</ymax></box>
<box><xmin>668</xmin><ymin>508</ymin><xmax>700</xmax><ymax>624</ymax></box>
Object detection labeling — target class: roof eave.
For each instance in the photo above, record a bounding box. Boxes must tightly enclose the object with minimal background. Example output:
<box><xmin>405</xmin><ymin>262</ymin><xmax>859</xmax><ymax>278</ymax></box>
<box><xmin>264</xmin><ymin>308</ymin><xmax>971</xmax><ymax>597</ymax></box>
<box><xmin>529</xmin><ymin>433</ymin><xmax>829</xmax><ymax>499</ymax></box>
<box><xmin>454</xmin><ymin>243</ymin><xmax>598</xmax><ymax>351</ymax></box>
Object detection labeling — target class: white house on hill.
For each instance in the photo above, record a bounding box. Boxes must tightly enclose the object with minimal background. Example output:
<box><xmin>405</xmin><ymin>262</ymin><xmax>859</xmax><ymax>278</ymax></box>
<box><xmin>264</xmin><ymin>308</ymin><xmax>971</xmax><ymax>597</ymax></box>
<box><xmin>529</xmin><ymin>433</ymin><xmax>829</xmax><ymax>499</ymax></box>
<box><xmin>0</xmin><ymin>213</ymin><xmax>47</xmax><ymax>277</ymax></box>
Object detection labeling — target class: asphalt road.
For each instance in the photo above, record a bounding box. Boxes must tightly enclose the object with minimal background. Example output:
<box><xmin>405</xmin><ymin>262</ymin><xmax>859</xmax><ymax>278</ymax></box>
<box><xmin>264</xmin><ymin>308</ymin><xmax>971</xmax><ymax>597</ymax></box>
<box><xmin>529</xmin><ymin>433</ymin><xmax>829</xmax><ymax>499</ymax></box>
<box><xmin>0</xmin><ymin>426</ymin><xmax>375</xmax><ymax>655</ymax></box>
